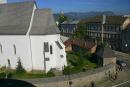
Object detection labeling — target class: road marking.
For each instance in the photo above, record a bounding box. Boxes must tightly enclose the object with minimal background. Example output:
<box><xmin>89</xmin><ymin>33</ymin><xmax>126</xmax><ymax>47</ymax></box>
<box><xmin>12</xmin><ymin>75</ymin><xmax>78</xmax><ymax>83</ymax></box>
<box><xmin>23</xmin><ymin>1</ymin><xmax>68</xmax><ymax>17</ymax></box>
<box><xmin>111</xmin><ymin>80</ymin><xmax>129</xmax><ymax>87</ymax></box>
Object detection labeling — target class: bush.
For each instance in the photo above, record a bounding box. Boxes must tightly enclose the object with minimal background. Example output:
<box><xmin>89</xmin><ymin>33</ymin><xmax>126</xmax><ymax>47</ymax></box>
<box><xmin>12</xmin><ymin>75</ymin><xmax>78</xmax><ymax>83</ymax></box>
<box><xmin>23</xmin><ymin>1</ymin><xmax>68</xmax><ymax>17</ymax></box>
<box><xmin>0</xmin><ymin>72</ymin><xmax>6</xmax><ymax>78</ymax></box>
<box><xmin>62</xmin><ymin>66</ymin><xmax>71</xmax><ymax>75</ymax></box>
<box><xmin>15</xmin><ymin>58</ymin><xmax>26</xmax><ymax>74</ymax></box>
<box><xmin>46</xmin><ymin>70</ymin><xmax>55</xmax><ymax>77</ymax></box>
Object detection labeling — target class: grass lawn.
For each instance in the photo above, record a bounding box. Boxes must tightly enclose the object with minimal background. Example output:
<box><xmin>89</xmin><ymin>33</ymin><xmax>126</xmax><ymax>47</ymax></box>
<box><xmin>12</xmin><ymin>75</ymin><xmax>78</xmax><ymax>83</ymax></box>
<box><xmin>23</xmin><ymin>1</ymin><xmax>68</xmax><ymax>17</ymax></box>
<box><xmin>65</xmin><ymin>51</ymin><xmax>98</xmax><ymax>74</ymax></box>
<box><xmin>11</xmin><ymin>72</ymin><xmax>46</xmax><ymax>79</ymax></box>
<box><xmin>0</xmin><ymin>70</ymin><xmax>55</xmax><ymax>79</ymax></box>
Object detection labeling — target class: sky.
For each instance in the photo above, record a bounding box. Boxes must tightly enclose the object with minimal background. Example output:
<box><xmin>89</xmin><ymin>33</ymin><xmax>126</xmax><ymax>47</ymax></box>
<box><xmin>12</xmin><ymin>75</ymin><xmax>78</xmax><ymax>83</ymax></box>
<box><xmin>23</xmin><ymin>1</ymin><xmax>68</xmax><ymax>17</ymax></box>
<box><xmin>8</xmin><ymin>0</ymin><xmax>130</xmax><ymax>15</ymax></box>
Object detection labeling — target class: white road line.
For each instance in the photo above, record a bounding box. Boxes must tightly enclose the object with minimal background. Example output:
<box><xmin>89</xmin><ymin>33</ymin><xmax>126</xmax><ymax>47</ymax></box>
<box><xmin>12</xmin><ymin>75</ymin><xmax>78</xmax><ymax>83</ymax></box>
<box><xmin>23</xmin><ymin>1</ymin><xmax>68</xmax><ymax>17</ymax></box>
<box><xmin>111</xmin><ymin>80</ymin><xmax>129</xmax><ymax>87</ymax></box>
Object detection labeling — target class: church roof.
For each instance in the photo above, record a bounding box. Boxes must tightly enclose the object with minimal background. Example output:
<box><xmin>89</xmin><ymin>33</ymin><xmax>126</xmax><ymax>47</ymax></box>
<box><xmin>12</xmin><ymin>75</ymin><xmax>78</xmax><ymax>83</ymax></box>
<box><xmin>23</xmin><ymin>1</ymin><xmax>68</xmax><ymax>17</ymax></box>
<box><xmin>0</xmin><ymin>1</ymin><xmax>60</xmax><ymax>35</ymax></box>
<box><xmin>96</xmin><ymin>46</ymin><xmax>115</xmax><ymax>58</ymax></box>
<box><xmin>30</xmin><ymin>9</ymin><xmax>60</xmax><ymax>35</ymax></box>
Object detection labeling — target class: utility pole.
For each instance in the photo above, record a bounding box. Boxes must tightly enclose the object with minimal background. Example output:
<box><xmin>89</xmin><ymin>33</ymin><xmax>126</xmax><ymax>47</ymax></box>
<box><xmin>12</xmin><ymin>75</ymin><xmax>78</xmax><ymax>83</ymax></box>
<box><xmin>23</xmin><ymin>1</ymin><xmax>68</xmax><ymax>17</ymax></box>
<box><xmin>101</xmin><ymin>15</ymin><xmax>106</xmax><ymax>44</ymax></box>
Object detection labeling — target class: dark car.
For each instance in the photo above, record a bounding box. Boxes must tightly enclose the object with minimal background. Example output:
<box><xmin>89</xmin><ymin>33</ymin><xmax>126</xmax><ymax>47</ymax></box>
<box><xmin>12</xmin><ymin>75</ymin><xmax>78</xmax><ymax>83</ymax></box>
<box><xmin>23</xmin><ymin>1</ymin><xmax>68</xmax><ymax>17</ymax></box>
<box><xmin>116</xmin><ymin>60</ymin><xmax>127</xmax><ymax>67</ymax></box>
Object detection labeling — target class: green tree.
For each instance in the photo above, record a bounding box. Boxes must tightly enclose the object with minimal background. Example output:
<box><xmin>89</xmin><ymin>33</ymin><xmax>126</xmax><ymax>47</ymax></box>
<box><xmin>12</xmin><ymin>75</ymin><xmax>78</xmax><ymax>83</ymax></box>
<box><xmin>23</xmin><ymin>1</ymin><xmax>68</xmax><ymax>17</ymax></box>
<box><xmin>16</xmin><ymin>58</ymin><xmax>26</xmax><ymax>74</ymax></box>
<box><xmin>62</xmin><ymin>66</ymin><xmax>71</xmax><ymax>75</ymax></box>
<box><xmin>58</xmin><ymin>14</ymin><xmax>68</xmax><ymax>24</ymax></box>
<box><xmin>74</xmin><ymin>24</ymin><xmax>87</xmax><ymax>39</ymax></box>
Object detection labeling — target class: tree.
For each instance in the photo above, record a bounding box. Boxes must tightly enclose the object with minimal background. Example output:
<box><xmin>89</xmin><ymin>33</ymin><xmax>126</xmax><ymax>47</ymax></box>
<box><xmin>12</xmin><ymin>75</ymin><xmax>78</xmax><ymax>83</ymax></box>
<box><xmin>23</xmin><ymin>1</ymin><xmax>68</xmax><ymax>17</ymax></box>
<box><xmin>58</xmin><ymin>14</ymin><xmax>68</xmax><ymax>24</ymax></box>
<box><xmin>74</xmin><ymin>24</ymin><xmax>87</xmax><ymax>39</ymax></box>
<box><xmin>16</xmin><ymin>58</ymin><xmax>26</xmax><ymax>73</ymax></box>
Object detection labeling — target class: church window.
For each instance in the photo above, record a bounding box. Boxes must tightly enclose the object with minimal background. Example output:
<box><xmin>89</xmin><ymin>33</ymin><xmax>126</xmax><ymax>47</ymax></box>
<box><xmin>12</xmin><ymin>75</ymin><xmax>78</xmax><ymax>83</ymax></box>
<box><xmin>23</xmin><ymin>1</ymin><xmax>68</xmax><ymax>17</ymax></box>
<box><xmin>13</xmin><ymin>44</ymin><xmax>16</xmax><ymax>55</ymax></box>
<box><xmin>44</xmin><ymin>42</ymin><xmax>49</xmax><ymax>52</ymax></box>
<box><xmin>50</xmin><ymin>45</ymin><xmax>53</xmax><ymax>54</ymax></box>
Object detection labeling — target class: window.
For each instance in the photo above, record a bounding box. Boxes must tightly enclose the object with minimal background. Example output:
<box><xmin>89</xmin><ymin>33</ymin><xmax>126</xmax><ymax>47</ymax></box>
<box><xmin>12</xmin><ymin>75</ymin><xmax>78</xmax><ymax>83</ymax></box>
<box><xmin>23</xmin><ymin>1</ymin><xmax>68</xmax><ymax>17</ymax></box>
<box><xmin>60</xmin><ymin>55</ymin><xmax>64</xmax><ymax>58</ymax></box>
<box><xmin>13</xmin><ymin>44</ymin><xmax>16</xmax><ymax>55</ymax></box>
<box><xmin>0</xmin><ymin>44</ymin><xmax>2</xmax><ymax>54</ymax></box>
<box><xmin>44</xmin><ymin>42</ymin><xmax>49</xmax><ymax>52</ymax></box>
<box><xmin>55</xmin><ymin>41</ymin><xmax>63</xmax><ymax>49</ymax></box>
<box><xmin>50</xmin><ymin>45</ymin><xmax>53</xmax><ymax>54</ymax></box>
<box><xmin>7</xmin><ymin>59</ymin><xmax>11</xmax><ymax>67</ymax></box>
<box><xmin>45</xmin><ymin>58</ymin><xmax>50</xmax><ymax>61</ymax></box>
<box><xmin>116</xmin><ymin>26</ymin><xmax>120</xmax><ymax>31</ymax></box>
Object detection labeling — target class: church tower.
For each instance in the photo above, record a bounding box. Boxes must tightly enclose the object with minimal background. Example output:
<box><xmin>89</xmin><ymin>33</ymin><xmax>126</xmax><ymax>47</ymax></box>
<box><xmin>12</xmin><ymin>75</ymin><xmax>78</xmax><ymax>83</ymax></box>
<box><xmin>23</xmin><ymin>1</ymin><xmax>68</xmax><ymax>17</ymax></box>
<box><xmin>0</xmin><ymin>0</ymin><xmax>7</xmax><ymax>4</ymax></box>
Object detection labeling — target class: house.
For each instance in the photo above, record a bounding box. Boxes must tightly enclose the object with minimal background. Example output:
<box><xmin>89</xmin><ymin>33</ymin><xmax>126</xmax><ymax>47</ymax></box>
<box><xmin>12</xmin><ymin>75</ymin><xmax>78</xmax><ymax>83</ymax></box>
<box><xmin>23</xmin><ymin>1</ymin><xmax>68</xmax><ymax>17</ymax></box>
<box><xmin>60</xmin><ymin>20</ymin><xmax>79</xmax><ymax>37</ymax></box>
<box><xmin>0</xmin><ymin>1</ymin><xmax>67</xmax><ymax>72</ymax></box>
<box><xmin>80</xmin><ymin>16</ymin><xmax>130</xmax><ymax>51</ymax></box>
<box><xmin>96</xmin><ymin>46</ymin><xmax>116</xmax><ymax>66</ymax></box>
<box><xmin>64</xmin><ymin>38</ymin><xmax>97</xmax><ymax>53</ymax></box>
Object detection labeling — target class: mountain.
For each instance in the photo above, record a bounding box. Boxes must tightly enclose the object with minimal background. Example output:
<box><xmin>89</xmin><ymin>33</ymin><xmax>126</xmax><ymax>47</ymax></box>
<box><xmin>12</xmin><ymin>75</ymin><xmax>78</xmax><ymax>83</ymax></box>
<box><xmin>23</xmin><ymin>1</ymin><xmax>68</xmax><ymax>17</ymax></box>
<box><xmin>54</xmin><ymin>11</ymin><xmax>115</xmax><ymax>21</ymax></box>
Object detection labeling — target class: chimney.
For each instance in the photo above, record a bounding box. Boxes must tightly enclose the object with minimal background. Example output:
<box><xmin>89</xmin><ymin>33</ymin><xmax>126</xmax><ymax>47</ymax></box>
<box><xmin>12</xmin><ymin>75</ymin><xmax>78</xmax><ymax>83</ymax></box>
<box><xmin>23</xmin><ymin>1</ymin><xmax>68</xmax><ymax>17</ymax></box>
<box><xmin>102</xmin><ymin>15</ymin><xmax>106</xmax><ymax>24</ymax></box>
<box><xmin>0</xmin><ymin>0</ymin><xmax>7</xmax><ymax>4</ymax></box>
<box><xmin>101</xmin><ymin>15</ymin><xmax>106</xmax><ymax>43</ymax></box>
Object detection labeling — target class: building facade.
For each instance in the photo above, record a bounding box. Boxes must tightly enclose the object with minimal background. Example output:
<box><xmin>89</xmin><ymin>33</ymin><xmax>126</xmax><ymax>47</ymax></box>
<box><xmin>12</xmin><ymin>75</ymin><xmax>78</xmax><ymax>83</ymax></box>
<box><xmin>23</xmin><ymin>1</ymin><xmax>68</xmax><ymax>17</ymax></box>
<box><xmin>60</xmin><ymin>21</ymin><xmax>79</xmax><ymax>37</ymax></box>
<box><xmin>122</xmin><ymin>23</ymin><xmax>130</xmax><ymax>53</ymax></box>
<box><xmin>0</xmin><ymin>1</ymin><xmax>67</xmax><ymax>72</ymax></box>
<box><xmin>81</xmin><ymin>16</ymin><xmax>130</xmax><ymax>51</ymax></box>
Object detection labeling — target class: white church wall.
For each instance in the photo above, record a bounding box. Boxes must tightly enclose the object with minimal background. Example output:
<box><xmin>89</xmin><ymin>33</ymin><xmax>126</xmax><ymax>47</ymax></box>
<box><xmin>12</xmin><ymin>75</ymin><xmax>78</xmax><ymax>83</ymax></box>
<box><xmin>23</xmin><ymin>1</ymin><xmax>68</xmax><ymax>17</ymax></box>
<box><xmin>30</xmin><ymin>34</ymin><xmax>67</xmax><ymax>72</ymax></box>
<box><xmin>0</xmin><ymin>35</ymin><xmax>33</xmax><ymax>71</ymax></box>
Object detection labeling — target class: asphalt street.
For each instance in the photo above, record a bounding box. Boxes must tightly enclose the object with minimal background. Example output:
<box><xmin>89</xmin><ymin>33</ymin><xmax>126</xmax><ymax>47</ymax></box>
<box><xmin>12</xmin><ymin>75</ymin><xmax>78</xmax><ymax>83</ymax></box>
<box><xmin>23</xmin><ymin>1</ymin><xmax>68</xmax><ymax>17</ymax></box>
<box><xmin>97</xmin><ymin>51</ymin><xmax>130</xmax><ymax>87</ymax></box>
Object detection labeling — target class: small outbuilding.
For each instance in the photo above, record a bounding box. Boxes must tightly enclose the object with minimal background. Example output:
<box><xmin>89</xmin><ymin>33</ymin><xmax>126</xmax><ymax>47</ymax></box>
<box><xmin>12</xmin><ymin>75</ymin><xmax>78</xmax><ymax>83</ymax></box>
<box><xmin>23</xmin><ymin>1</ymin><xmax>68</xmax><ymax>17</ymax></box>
<box><xmin>64</xmin><ymin>38</ymin><xmax>97</xmax><ymax>53</ymax></box>
<box><xmin>96</xmin><ymin>46</ymin><xmax>116</xmax><ymax>66</ymax></box>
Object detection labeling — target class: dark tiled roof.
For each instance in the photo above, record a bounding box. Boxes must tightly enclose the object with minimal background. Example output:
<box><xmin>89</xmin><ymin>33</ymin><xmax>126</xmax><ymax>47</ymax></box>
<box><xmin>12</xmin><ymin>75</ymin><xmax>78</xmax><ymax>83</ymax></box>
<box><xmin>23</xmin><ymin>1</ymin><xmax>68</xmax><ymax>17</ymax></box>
<box><xmin>81</xmin><ymin>16</ymin><xmax>127</xmax><ymax>25</ymax></box>
<box><xmin>96</xmin><ymin>46</ymin><xmax>115</xmax><ymax>58</ymax></box>
<box><xmin>64</xmin><ymin>38</ymin><xmax>96</xmax><ymax>50</ymax></box>
<box><xmin>0</xmin><ymin>1</ymin><xmax>60</xmax><ymax>35</ymax></box>
<box><xmin>0</xmin><ymin>1</ymin><xmax>34</xmax><ymax>35</ymax></box>
<box><xmin>30</xmin><ymin>9</ymin><xmax>60</xmax><ymax>35</ymax></box>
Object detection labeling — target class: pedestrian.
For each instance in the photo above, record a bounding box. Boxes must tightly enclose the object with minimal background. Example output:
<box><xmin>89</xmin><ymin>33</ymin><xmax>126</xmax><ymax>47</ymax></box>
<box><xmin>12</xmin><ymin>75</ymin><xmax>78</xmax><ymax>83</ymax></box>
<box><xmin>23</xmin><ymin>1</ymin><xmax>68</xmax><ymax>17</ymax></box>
<box><xmin>108</xmin><ymin>71</ymin><xmax>111</xmax><ymax>80</ymax></box>
<box><xmin>120</xmin><ymin>66</ymin><xmax>122</xmax><ymax>71</ymax></box>
<box><xmin>91</xmin><ymin>81</ymin><xmax>95</xmax><ymax>87</ymax></box>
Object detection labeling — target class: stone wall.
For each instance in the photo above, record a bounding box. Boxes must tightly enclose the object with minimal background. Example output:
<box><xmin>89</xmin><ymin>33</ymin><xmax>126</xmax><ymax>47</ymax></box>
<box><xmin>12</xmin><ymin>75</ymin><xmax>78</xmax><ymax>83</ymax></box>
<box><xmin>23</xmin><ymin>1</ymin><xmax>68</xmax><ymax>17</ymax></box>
<box><xmin>24</xmin><ymin>64</ymin><xmax>116</xmax><ymax>87</ymax></box>
<box><xmin>103</xmin><ymin>57</ymin><xmax>116</xmax><ymax>66</ymax></box>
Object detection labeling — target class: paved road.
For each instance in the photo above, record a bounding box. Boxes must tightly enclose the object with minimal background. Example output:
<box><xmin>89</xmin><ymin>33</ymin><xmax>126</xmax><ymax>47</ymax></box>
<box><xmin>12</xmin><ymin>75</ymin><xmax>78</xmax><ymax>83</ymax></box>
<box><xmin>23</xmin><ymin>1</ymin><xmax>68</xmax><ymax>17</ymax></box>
<box><xmin>97</xmin><ymin>52</ymin><xmax>130</xmax><ymax>87</ymax></box>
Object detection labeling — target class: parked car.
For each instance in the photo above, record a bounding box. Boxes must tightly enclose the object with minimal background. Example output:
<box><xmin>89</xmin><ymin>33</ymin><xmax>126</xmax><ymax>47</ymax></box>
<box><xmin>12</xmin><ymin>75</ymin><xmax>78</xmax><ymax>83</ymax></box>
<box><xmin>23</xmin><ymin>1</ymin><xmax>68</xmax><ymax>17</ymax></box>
<box><xmin>116</xmin><ymin>60</ymin><xmax>127</xmax><ymax>67</ymax></box>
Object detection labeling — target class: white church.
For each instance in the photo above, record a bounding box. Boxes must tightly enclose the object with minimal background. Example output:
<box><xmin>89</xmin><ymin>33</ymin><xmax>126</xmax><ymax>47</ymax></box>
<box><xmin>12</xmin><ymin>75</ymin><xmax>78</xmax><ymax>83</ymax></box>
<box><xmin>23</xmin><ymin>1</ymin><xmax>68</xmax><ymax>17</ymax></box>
<box><xmin>0</xmin><ymin>0</ymin><xmax>67</xmax><ymax>72</ymax></box>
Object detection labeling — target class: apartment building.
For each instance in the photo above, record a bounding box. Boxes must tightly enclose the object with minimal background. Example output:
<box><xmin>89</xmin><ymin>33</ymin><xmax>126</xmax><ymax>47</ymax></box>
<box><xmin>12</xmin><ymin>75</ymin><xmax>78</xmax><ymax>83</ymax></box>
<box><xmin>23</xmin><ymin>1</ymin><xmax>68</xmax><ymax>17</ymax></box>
<box><xmin>60</xmin><ymin>20</ymin><xmax>79</xmax><ymax>37</ymax></box>
<box><xmin>81</xmin><ymin>16</ymin><xmax>130</xmax><ymax>51</ymax></box>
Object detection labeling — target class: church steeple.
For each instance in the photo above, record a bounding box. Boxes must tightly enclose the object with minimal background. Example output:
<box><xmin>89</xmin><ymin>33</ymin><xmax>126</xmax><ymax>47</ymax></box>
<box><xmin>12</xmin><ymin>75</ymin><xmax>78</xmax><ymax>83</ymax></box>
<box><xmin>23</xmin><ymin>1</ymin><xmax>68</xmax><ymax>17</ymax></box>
<box><xmin>0</xmin><ymin>0</ymin><xmax>7</xmax><ymax>4</ymax></box>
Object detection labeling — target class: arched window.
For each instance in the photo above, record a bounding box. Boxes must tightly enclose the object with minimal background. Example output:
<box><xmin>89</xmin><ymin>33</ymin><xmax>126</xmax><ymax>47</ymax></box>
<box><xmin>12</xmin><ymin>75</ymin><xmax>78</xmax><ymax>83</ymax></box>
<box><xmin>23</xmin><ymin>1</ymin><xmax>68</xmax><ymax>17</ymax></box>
<box><xmin>7</xmin><ymin>59</ymin><xmax>11</xmax><ymax>68</ymax></box>
<box><xmin>13</xmin><ymin>44</ymin><xmax>16</xmax><ymax>55</ymax></box>
<box><xmin>50</xmin><ymin>45</ymin><xmax>53</xmax><ymax>54</ymax></box>
<box><xmin>0</xmin><ymin>44</ymin><xmax>2</xmax><ymax>54</ymax></box>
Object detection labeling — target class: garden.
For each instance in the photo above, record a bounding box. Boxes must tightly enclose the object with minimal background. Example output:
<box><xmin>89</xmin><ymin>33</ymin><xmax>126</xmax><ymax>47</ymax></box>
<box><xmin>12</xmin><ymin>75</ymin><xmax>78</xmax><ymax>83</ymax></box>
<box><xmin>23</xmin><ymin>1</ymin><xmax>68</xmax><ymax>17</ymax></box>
<box><xmin>63</xmin><ymin>51</ymin><xmax>98</xmax><ymax>75</ymax></box>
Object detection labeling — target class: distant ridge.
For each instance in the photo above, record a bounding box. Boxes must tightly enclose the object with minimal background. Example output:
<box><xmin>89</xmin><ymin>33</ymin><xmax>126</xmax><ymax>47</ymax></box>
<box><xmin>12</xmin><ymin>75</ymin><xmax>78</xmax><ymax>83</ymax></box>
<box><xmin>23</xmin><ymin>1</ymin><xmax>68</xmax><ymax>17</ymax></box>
<box><xmin>54</xmin><ymin>11</ymin><xmax>115</xmax><ymax>20</ymax></box>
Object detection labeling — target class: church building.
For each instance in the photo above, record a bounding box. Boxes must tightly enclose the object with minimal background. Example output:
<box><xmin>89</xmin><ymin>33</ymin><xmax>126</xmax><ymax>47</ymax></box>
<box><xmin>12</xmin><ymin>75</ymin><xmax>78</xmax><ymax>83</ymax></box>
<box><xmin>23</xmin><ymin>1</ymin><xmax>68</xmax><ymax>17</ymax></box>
<box><xmin>0</xmin><ymin>1</ymin><xmax>67</xmax><ymax>72</ymax></box>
